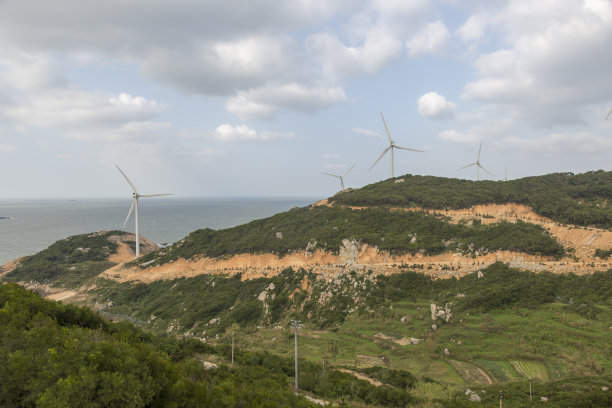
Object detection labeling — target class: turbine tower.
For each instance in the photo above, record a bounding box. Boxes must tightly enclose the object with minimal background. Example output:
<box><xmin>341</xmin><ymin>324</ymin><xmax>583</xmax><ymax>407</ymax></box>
<box><xmin>458</xmin><ymin>141</ymin><xmax>492</xmax><ymax>181</ymax></box>
<box><xmin>115</xmin><ymin>165</ymin><xmax>172</xmax><ymax>258</ymax></box>
<box><xmin>370</xmin><ymin>112</ymin><xmax>423</xmax><ymax>178</ymax></box>
<box><xmin>323</xmin><ymin>163</ymin><xmax>356</xmax><ymax>192</ymax></box>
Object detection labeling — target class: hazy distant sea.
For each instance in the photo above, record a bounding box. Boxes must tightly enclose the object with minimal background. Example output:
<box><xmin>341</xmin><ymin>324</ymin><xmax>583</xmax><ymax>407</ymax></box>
<box><xmin>0</xmin><ymin>197</ymin><xmax>317</xmax><ymax>265</ymax></box>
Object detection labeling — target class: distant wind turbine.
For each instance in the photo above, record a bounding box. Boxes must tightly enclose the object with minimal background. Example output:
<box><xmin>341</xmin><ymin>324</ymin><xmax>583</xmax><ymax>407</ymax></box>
<box><xmin>323</xmin><ymin>163</ymin><xmax>356</xmax><ymax>192</ymax></box>
<box><xmin>370</xmin><ymin>113</ymin><xmax>423</xmax><ymax>178</ymax></box>
<box><xmin>458</xmin><ymin>141</ymin><xmax>492</xmax><ymax>181</ymax></box>
<box><xmin>115</xmin><ymin>165</ymin><xmax>172</xmax><ymax>258</ymax></box>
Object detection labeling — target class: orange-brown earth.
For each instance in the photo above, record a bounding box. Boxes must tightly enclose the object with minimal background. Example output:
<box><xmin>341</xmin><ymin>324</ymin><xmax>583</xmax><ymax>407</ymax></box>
<box><xmin>100</xmin><ymin>203</ymin><xmax>612</xmax><ymax>283</ymax></box>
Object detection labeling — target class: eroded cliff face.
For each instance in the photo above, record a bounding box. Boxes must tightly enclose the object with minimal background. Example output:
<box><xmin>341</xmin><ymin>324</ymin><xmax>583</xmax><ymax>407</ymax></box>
<box><xmin>99</xmin><ymin>203</ymin><xmax>612</xmax><ymax>284</ymax></box>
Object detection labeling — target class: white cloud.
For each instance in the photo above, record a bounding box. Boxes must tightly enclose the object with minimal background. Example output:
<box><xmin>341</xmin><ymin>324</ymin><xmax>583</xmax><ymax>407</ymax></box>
<box><xmin>225</xmin><ymin>96</ymin><xmax>275</xmax><ymax>120</ymax></box>
<box><xmin>194</xmin><ymin>148</ymin><xmax>226</xmax><ymax>158</ymax></box>
<box><xmin>0</xmin><ymin>50</ymin><xmax>65</xmax><ymax>90</ymax></box>
<box><xmin>227</xmin><ymin>83</ymin><xmax>347</xmax><ymax>119</ymax></box>
<box><xmin>406</xmin><ymin>20</ymin><xmax>450</xmax><ymax>56</ymax></box>
<box><xmin>418</xmin><ymin>92</ymin><xmax>456</xmax><ymax>119</ymax></box>
<box><xmin>501</xmin><ymin>132</ymin><xmax>612</xmax><ymax>154</ymax></box>
<box><xmin>457</xmin><ymin>13</ymin><xmax>488</xmax><ymax>42</ymax></box>
<box><xmin>0</xmin><ymin>143</ymin><xmax>16</xmax><ymax>152</ymax></box>
<box><xmin>438</xmin><ymin>130</ymin><xmax>471</xmax><ymax>143</ymax></box>
<box><xmin>213</xmin><ymin>124</ymin><xmax>294</xmax><ymax>142</ymax></box>
<box><xmin>306</xmin><ymin>28</ymin><xmax>403</xmax><ymax>77</ymax></box>
<box><xmin>352</xmin><ymin>127</ymin><xmax>383</xmax><ymax>139</ymax></box>
<box><xmin>143</xmin><ymin>35</ymin><xmax>299</xmax><ymax>96</ymax></box>
<box><xmin>3</xmin><ymin>90</ymin><xmax>165</xmax><ymax>129</ymax></box>
<box><xmin>462</xmin><ymin>0</ymin><xmax>612</xmax><ymax>126</ymax></box>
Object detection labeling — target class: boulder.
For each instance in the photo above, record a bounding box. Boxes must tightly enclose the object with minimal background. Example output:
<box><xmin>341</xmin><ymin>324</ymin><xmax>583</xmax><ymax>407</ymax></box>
<box><xmin>430</xmin><ymin>303</ymin><xmax>438</xmax><ymax>320</ymax></box>
<box><xmin>469</xmin><ymin>393</ymin><xmax>481</xmax><ymax>403</ymax></box>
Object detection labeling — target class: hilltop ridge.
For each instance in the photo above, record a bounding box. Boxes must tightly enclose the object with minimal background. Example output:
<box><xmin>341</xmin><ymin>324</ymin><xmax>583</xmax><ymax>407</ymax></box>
<box><xmin>101</xmin><ymin>171</ymin><xmax>612</xmax><ymax>282</ymax></box>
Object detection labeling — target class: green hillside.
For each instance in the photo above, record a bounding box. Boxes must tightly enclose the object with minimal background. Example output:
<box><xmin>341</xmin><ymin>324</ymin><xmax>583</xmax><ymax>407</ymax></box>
<box><xmin>3</xmin><ymin>230</ymin><xmax>131</xmax><ymax>288</ymax></box>
<box><xmin>2</xmin><ymin>170</ymin><xmax>612</xmax><ymax>406</ymax></box>
<box><xmin>333</xmin><ymin>171</ymin><xmax>612</xmax><ymax>228</ymax></box>
<box><xmin>88</xmin><ymin>262</ymin><xmax>612</xmax><ymax>405</ymax></box>
<box><xmin>2</xmin><ymin>267</ymin><xmax>611</xmax><ymax>407</ymax></box>
<box><xmin>137</xmin><ymin>206</ymin><xmax>563</xmax><ymax>267</ymax></box>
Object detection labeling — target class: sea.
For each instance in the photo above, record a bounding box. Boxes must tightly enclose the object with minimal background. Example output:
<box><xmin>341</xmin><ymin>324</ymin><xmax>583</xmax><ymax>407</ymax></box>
<box><xmin>0</xmin><ymin>197</ymin><xmax>318</xmax><ymax>265</ymax></box>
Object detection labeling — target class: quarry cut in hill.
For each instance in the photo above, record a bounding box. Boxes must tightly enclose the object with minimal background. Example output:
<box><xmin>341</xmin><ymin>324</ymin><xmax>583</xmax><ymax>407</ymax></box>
<box><xmin>102</xmin><ymin>202</ymin><xmax>612</xmax><ymax>283</ymax></box>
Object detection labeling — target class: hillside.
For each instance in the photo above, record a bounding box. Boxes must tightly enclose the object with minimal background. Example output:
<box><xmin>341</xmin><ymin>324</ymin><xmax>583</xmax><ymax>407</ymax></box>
<box><xmin>93</xmin><ymin>171</ymin><xmax>612</xmax><ymax>282</ymax></box>
<box><xmin>2</xmin><ymin>266</ymin><xmax>610</xmax><ymax>407</ymax></box>
<box><xmin>2</xmin><ymin>171</ymin><xmax>612</xmax><ymax>406</ymax></box>
<box><xmin>333</xmin><ymin>171</ymin><xmax>612</xmax><ymax>228</ymax></box>
<box><xmin>1</xmin><ymin>230</ymin><xmax>157</xmax><ymax>292</ymax></box>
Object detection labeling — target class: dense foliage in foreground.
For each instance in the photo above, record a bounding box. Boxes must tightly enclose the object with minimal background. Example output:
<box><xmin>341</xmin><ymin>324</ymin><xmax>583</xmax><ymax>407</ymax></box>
<box><xmin>2</xmin><ymin>265</ymin><xmax>611</xmax><ymax>407</ymax></box>
<box><xmin>138</xmin><ymin>206</ymin><xmax>563</xmax><ymax>266</ymax></box>
<box><xmin>333</xmin><ymin>171</ymin><xmax>612</xmax><ymax>228</ymax></box>
<box><xmin>0</xmin><ymin>283</ymin><xmax>417</xmax><ymax>407</ymax></box>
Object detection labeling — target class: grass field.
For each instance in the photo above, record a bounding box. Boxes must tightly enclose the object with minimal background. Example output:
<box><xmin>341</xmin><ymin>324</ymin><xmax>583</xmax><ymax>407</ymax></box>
<box><xmin>218</xmin><ymin>298</ymin><xmax>611</xmax><ymax>400</ymax></box>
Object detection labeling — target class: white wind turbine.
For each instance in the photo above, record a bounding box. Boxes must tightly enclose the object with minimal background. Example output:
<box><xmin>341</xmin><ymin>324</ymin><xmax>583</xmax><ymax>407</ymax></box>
<box><xmin>323</xmin><ymin>163</ymin><xmax>356</xmax><ymax>192</ymax></box>
<box><xmin>458</xmin><ymin>141</ymin><xmax>492</xmax><ymax>181</ymax></box>
<box><xmin>370</xmin><ymin>113</ymin><xmax>423</xmax><ymax>178</ymax></box>
<box><xmin>115</xmin><ymin>165</ymin><xmax>172</xmax><ymax>258</ymax></box>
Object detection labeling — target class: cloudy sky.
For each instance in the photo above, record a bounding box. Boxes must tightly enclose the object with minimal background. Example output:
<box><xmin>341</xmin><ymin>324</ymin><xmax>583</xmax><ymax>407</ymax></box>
<box><xmin>1</xmin><ymin>0</ymin><xmax>612</xmax><ymax>199</ymax></box>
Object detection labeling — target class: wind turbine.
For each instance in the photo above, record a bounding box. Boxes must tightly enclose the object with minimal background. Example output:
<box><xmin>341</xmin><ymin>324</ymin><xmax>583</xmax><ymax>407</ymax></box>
<box><xmin>115</xmin><ymin>165</ymin><xmax>172</xmax><ymax>258</ymax></box>
<box><xmin>458</xmin><ymin>141</ymin><xmax>492</xmax><ymax>181</ymax></box>
<box><xmin>606</xmin><ymin>109</ymin><xmax>612</xmax><ymax>120</ymax></box>
<box><xmin>370</xmin><ymin>112</ymin><xmax>423</xmax><ymax>178</ymax></box>
<box><xmin>323</xmin><ymin>163</ymin><xmax>356</xmax><ymax>192</ymax></box>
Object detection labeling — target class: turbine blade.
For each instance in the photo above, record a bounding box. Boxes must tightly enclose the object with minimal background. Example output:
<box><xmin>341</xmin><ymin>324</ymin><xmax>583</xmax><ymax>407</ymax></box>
<box><xmin>380</xmin><ymin>112</ymin><xmax>393</xmax><ymax>143</ymax></box>
<box><xmin>115</xmin><ymin>165</ymin><xmax>138</xmax><ymax>194</ymax></box>
<box><xmin>123</xmin><ymin>199</ymin><xmax>136</xmax><ymax>228</ymax></box>
<box><xmin>323</xmin><ymin>172</ymin><xmax>340</xmax><ymax>178</ymax></box>
<box><xmin>394</xmin><ymin>145</ymin><xmax>424</xmax><ymax>152</ymax></box>
<box><xmin>139</xmin><ymin>193</ymin><xmax>173</xmax><ymax>198</ymax></box>
<box><xmin>369</xmin><ymin>146</ymin><xmax>391</xmax><ymax>171</ymax></box>
<box><xmin>607</xmin><ymin>109</ymin><xmax>612</xmax><ymax>120</ymax></box>
<box><xmin>478</xmin><ymin>164</ymin><xmax>493</xmax><ymax>176</ymax></box>
<box><xmin>458</xmin><ymin>162</ymin><xmax>476</xmax><ymax>171</ymax></box>
<box><xmin>342</xmin><ymin>162</ymin><xmax>356</xmax><ymax>178</ymax></box>
<box><xmin>477</xmin><ymin>141</ymin><xmax>482</xmax><ymax>161</ymax></box>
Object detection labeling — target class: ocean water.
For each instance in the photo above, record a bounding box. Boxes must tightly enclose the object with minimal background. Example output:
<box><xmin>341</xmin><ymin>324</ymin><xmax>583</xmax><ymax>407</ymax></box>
<box><xmin>0</xmin><ymin>197</ymin><xmax>317</xmax><ymax>265</ymax></box>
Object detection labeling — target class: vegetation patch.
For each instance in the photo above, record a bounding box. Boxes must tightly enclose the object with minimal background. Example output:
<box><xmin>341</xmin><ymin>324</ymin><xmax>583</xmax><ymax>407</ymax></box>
<box><xmin>333</xmin><ymin>171</ymin><xmax>612</xmax><ymax>229</ymax></box>
<box><xmin>3</xmin><ymin>230</ymin><xmax>128</xmax><ymax>288</ymax></box>
<box><xmin>138</xmin><ymin>206</ymin><xmax>563</xmax><ymax>266</ymax></box>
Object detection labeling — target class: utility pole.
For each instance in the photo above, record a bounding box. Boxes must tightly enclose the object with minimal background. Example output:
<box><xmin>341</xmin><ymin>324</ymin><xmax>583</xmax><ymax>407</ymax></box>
<box><xmin>294</xmin><ymin>320</ymin><xmax>300</xmax><ymax>390</ymax></box>
<box><xmin>529</xmin><ymin>379</ymin><xmax>533</xmax><ymax>403</ymax></box>
<box><xmin>231</xmin><ymin>331</ymin><xmax>234</xmax><ymax>364</ymax></box>
<box><xmin>499</xmin><ymin>390</ymin><xmax>503</xmax><ymax>408</ymax></box>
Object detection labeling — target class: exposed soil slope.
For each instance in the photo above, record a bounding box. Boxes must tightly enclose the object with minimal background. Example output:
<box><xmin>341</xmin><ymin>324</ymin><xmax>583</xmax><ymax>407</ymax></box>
<box><xmin>100</xmin><ymin>203</ymin><xmax>612</xmax><ymax>283</ymax></box>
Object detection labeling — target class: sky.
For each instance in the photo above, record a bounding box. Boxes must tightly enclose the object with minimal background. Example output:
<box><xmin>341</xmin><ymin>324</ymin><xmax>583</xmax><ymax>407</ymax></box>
<box><xmin>1</xmin><ymin>0</ymin><xmax>612</xmax><ymax>199</ymax></box>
